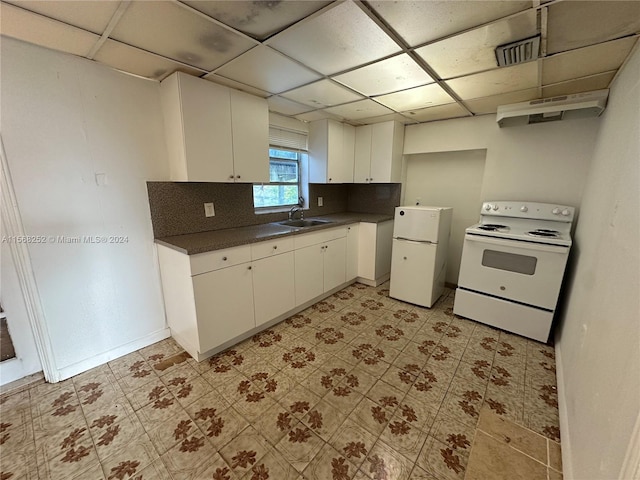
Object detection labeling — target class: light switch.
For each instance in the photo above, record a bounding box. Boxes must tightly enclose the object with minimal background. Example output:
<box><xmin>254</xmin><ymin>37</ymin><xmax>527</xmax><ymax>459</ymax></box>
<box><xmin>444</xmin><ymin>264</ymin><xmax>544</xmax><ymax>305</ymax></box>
<box><xmin>204</xmin><ymin>202</ymin><xmax>215</xmax><ymax>217</ymax></box>
<box><xmin>318</xmin><ymin>197</ymin><xmax>324</xmax><ymax>207</ymax></box>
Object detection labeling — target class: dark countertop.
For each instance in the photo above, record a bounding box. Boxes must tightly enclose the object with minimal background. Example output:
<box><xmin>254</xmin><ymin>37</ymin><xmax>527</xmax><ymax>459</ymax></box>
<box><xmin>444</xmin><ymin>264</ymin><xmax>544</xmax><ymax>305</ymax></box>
<box><xmin>155</xmin><ymin>212</ymin><xmax>394</xmax><ymax>255</ymax></box>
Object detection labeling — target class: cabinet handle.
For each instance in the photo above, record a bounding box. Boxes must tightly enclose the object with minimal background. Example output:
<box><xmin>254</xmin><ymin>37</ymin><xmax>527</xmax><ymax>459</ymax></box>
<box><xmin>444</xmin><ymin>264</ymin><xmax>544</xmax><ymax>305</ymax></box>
<box><xmin>236</xmin><ymin>175</ymin><xmax>241</xmax><ymax>179</ymax></box>
<box><xmin>328</xmin><ymin>178</ymin><xmax>332</xmax><ymax>182</ymax></box>
<box><xmin>403</xmin><ymin>256</ymin><xmax>407</xmax><ymax>260</ymax></box>
<box><xmin>273</xmin><ymin>245</ymin><xmax>278</xmax><ymax>250</ymax></box>
<box><xmin>369</xmin><ymin>177</ymin><xmax>373</xmax><ymax>181</ymax></box>
<box><xmin>222</xmin><ymin>256</ymin><xmax>228</xmax><ymax>261</ymax></box>
<box><xmin>248</xmin><ymin>266</ymin><xmax>252</xmax><ymax>270</ymax></box>
<box><xmin>229</xmin><ymin>175</ymin><xmax>234</xmax><ymax>179</ymax></box>
<box><xmin>365</xmin><ymin>178</ymin><xmax>369</xmax><ymax>182</ymax></box>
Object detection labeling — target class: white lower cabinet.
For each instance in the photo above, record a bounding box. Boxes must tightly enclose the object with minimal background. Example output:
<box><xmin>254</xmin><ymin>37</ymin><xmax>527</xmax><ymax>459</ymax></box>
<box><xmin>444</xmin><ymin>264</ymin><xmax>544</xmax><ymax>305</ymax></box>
<box><xmin>157</xmin><ymin>223</ymin><xmax>360</xmax><ymax>360</ymax></box>
<box><xmin>346</xmin><ymin>224</ymin><xmax>359</xmax><ymax>281</ymax></box>
<box><xmin>252</xmin><ymin>251</ymin><xmax>295</xmax><ymax>327</ymax></box>
<box><xmin>192</xmin><ymin>263</ymin><xmax>255</xmax><ymax>353</ymax></box>
<box><xmin>294</xmin><ymin>244</ymin><xmax>325</xmax><ymax>305</ymax></box>
<box><xmin>358</xmin><ymin>220</ymin><xmax>394</xmax><ymax>286</ymax></box>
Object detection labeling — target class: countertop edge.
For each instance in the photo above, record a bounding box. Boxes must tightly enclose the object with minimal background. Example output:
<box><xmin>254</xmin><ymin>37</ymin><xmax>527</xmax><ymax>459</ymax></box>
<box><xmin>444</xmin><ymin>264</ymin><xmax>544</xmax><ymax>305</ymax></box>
<box><xmin>155</xmin><ymin>213</ymin><xmax>394</xmax><ymax>255</ymax></box>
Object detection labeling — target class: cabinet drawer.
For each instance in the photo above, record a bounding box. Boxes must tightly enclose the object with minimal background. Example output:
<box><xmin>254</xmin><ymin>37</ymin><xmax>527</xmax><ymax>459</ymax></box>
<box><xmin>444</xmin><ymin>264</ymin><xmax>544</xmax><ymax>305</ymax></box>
<box><xmin>251</xmin><ymin>237</ymin><xmax>294</xmax><ymax>260</ymax></box>
<box><xmin>190</xmin><ymin>245</ymin><xmax>251</xmax><ymax>275</ymax></box>
<box><xmin>294</xmin><ymin>226</ymin><xmax>348</xmax><ymax>249</ymax></box>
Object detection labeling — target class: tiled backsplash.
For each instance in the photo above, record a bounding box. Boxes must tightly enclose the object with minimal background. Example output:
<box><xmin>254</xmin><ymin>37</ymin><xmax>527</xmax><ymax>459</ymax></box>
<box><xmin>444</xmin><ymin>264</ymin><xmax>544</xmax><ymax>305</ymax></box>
<box><xmin>147</xmin><ymin>182</ymin><xmax>400</xmax><ymax>238</ymax></box>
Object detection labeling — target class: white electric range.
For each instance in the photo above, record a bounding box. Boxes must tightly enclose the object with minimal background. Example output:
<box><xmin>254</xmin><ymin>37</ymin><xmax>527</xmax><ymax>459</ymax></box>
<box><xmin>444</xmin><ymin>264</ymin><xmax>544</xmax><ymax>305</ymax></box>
<box><xmin>453</xmin><ymin>201</ymin><xmax>574</xmax><ymax>342</ymax></box>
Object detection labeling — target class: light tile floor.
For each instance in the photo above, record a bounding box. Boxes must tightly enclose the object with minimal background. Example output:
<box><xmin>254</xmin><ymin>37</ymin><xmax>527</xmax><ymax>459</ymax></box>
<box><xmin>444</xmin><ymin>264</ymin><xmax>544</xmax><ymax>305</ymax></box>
<box><xmin>0</xmin><ymin>282</ymin><xmax>561</xmax><ymax>480</ymax></box>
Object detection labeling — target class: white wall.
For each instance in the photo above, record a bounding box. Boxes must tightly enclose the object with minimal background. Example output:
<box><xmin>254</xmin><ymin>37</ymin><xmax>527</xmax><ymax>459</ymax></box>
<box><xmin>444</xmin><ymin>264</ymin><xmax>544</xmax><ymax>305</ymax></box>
<box><xmin>0</xmin><ymin>38</ymin><xmax>170</xmax><ymax>380</ymax></box>
<box><xmin>404</xmin><ymin>110</ymin><xmax>601</xmax><ymax>209</ymax></box>
<box><xmin>555</xmin><ymin>44</ymin><xmax>640</xmax><ymax>479</ymax></box>
<box><xmin>402</xmin><ymin>150</ymin><xmax>486</xmax><ymax>284</ymax></box>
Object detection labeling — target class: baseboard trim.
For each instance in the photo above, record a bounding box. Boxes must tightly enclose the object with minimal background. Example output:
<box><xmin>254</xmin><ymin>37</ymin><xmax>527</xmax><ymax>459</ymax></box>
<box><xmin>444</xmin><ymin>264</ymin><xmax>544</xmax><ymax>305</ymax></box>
<box><xmin>554</xmin><ymin>339</ymin><xmax>573</xmax><ymax>480</ymax></box>
<box><xmin>56</xmin><ymin>328</ymin><xmax>170</xmax><ymax>381</ymax></box>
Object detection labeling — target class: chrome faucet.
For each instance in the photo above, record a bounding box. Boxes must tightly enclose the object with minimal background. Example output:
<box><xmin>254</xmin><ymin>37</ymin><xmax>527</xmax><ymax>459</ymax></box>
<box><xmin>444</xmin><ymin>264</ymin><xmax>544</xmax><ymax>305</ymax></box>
<box><xmin>288</xmin><ymin>205</ymin><xmax>304</xmax><ymax>220</ymax></box>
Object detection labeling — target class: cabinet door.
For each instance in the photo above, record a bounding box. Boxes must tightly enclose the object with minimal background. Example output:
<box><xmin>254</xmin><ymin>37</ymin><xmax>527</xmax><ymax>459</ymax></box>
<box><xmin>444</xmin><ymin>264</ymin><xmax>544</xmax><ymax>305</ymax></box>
<box><xmin>192</xmin><ymin>263</ymin><xmax>254</xmax><ymax>353</ymax></box>
<box><xmin>346</xmin><ymin>224</ymin><xmax>359</xmax><ymax>281</ymax></box>
<box><xmin>324</xmin><ymin>237</ymin><xmax>347</xmax><ymax>292</ymax></box>
<box><xmin>178</xmin><ymin>73</ymin><xmax>234</xmax><ymax>182</ymax></box>
<box><xmin>230</xmin><ymin>89</ymin><xmax>269</xmax><ymax>183</ymax></box>
<box><xmin>369</xmin><ymin>122</ymin><xmax>395</xmax><ymax>183</ymax></box>
<box><xmin>354</xmin><ymin>125</ymin><xmax>372</xmax><ymax>183</ymax></box>
<box><xmin>325</xmin><ymin>119</ymin><xmax>344</xmax><ymax>183</ymax></box>
<box><xmin>253</xmin><ymin>252</ymin><xmax>295</xmax><ymax>327</ymax></box>
<box><xmin>294</xmin><ymin>244</ymin><xmax>324</xmax><ymax>305</ymax></box>
<box><xmin>337</xmin><ymin>123</ymin><xmax>355</xmax><ymax>183</ymax></box>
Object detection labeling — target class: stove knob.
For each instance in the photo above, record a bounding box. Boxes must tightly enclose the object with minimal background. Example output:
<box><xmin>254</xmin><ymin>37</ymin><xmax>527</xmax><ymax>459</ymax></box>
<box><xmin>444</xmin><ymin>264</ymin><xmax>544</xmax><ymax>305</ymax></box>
<box><xmin>520</xmin><ymin>206</ymin><xmax>528</xmax><ymax>212</ymax></box>
<box><xmin>484</xmin><ymin>204</ymin><xmax>492</xmax><ymax>211</ymax></box>
<box><xmin>552</xmin><ymin>208</ymin><xmax>561</xmax><ymax>215</ymax></box>
<box><xmin>561</xmin><ymin>209</ymin><xmax>571</xmax><ymax>216</ymax></box>
<box><xmin>492</xmin><ymin>205</ymin><xmax>499</xmax><ymax>211</ymax></box>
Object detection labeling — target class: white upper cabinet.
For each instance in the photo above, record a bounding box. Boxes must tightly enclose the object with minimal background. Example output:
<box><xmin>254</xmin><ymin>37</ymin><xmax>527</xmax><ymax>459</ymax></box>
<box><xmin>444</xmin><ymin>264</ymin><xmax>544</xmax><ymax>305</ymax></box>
<box><xmin>160</xmin><ymin>72</ymin><xmax>268</xmax><ymax>183</ymax></box>
<box><xmin>354</xmin><ymin>121</ymin><xmax>405</xmax><ymax>183</ymax></box>
<box><xmin>308</xmin><ymin>119</ymin><xmax>355</xmax><ymax>183</ymax></box>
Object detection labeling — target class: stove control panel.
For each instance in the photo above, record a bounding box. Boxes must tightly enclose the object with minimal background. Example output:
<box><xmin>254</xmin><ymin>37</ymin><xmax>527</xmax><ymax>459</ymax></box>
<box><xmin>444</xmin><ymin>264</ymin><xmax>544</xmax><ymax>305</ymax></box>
<box><xmin>481</xmin><ymin>202</ymin><xmax>575</xmax><ymax>222</ymax></box>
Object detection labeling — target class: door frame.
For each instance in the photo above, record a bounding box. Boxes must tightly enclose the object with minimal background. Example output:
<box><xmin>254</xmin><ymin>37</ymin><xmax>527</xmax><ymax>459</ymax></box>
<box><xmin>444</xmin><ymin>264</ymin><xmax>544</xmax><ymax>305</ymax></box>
<box><xmin>1</xmin><ymin>135</ymin><xmax>59</xmax><ymax>383</ymax></box>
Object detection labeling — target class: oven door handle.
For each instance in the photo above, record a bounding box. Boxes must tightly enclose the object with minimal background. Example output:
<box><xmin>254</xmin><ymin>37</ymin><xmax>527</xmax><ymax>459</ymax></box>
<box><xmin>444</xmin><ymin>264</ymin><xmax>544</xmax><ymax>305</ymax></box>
<box><xmin>465</xmin><ymin>234</ymin><xmax>568</xmax><ymax>254</ymax></box>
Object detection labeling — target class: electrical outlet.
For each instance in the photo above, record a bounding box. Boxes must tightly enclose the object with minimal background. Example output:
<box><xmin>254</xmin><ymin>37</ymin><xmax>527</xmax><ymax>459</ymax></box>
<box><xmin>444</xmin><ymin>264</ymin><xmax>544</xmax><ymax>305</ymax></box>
<box><xmin>318</xmin><ymin>196</ymin><xmax>323</xmax><ymax>207</ymax></box>
<box><xmin>204</xmin><ymin>202</ymin><xmax>215</xmax><ymax>217</ymax></box>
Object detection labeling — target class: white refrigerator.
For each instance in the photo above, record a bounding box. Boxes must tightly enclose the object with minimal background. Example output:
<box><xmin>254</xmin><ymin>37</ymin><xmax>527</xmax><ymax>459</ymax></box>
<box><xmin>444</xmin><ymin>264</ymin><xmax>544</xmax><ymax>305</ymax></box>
<box><xmin>389</xmin><ymin>206</ymin><xmax>453</xmax><ymax>308</ymax></box>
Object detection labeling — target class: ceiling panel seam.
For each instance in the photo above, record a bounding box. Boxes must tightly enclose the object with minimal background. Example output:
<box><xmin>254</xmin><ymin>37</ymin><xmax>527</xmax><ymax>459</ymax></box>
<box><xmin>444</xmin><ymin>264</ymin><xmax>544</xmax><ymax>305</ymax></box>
<box><xmin>86</xmin><ymin>0</ymin><xmax>131</xmax><ymax>60</ymax></box>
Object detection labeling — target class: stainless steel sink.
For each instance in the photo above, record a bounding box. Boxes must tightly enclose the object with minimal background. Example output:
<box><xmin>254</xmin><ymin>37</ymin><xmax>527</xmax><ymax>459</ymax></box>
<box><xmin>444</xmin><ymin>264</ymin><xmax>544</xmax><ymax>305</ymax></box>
<box><xmin>277</xmin><ymin>219</ymin><xmax>333</xmax><ymax>228</ymax></box>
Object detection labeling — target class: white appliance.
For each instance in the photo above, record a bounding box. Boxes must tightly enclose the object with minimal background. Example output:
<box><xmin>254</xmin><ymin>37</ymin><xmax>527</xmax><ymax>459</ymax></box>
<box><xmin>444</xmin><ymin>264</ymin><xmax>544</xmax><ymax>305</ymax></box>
<box><xmin>496</xmin><ymin>89</ymin><xmax>608</xmax><ymax>127</ymax></box>
<box><xmin>454</xmin><ymin>201</ymin><xmax>574</xmax><ymax>342</ymax></box>
<box><xmin>389</xmin><ymin>206</ymin><xmax>453</xmax><ymax>308</ymax></box>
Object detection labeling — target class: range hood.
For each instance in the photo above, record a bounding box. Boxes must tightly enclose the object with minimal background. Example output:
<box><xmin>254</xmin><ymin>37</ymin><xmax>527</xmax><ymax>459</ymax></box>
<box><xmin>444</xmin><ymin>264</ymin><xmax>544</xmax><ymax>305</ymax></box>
<box><xmin>496</xmin><ymin>89</ymin><xmax>609</xmax><ymax>127</ymax></box>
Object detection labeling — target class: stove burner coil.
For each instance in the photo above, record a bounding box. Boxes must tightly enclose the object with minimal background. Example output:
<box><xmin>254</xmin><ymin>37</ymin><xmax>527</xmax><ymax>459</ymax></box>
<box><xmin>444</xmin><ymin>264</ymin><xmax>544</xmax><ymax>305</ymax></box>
<box><xmin>527</xmin><ymin>230</ymin><xmax>560</xmax><ymax>238</ymax></box>
<box><xmin>478</xmin><ymin>224</ymin><xmax>509</xmax><ymax>231</ymax></box>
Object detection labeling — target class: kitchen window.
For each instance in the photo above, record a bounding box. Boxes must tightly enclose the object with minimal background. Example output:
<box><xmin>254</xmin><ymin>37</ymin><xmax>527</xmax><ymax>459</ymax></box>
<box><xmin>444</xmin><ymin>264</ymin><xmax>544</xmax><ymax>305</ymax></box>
<box><xmin>254</xmin><ymin>124</ymin><xmax>308</xmax><ymax>211</ymax></box>
<box><xmin>253</xmin><ymin>148</ymin><xmax>302</xmax><ymax>208</ymax></box>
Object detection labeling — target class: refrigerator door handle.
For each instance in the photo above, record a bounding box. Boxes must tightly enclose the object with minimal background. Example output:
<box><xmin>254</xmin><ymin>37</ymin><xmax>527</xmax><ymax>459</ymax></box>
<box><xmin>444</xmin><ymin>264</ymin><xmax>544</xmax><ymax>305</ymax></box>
<box><xmin>395</xmin><ymin>237</ymin><xmax>436</xmax><ymax>244</ymax></box>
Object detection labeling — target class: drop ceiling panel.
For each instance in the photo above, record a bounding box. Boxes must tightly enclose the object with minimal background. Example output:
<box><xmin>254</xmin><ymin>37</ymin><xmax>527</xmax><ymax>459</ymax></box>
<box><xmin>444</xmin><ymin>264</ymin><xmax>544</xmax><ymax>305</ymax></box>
<box><xmin>368</xmin><ymin>0</ymin><xmax>533</xmax><ymax>47</ymax></box>
<box><xmin>352</xmin><ymin>112</ymin><xmax>416</xmax><ymax>125</ymax></box>
<box><xmin>109</xmin><ymin>1</ymin><xmax>256</xmax><ymax>71</ymax></box>
<box><xmin>541</xmin><ymin>72</ymin><xmax>615</xmax><ymax>97</ymax></box>
<box><xmin>182</xmin><ymin>1</ymin><xmax>331</xmax><ymax>40</ymax></box>
<box><xmin>446</xmin><ymin>62</ymin><xmax>538</xmax><ymax>99</ymax></box>
<box><xmin>267</xmin><ymin>96</ymin><xmax>314</xmax><ymax>116</ymax></box>
<box><xmin>268</xmin><ymin>1</ymin><xmax>401</xmax><ymax>75</ymax></box>
<box><xmin>324</xmin><ymin>99</ymin><xmax>394</xmax><ymax>120</ymax></box>
<box><xmin>403</xmin><ymin>103</ymin><xmax>470</xmax><ymax>123</ymax></box>
<box><xmin>0</xmin><ymin>3</ymin><xmax>99</xmax><ymax>57</ymax></box>
<box><xmin>416</xmin><ymin>10</ymin><xmax>537</xmax><ymax>79</ymax></box>
<box><xmin>543</xmin><ymin>36</ymin><xmax>637</xmax><ymax>85</ymax></box>
<box><xmin>93</xmin><ymin>40</ymin><xmax>204</xmax><ymax>81</ymax></box>
<box><xmin>280</xmin><ymin>79</ymin><xmax>364</xmax><ymax>108</ymax></box>
<box><xmin>547</xmin><ymin>1</ymin><xmax>640</xmax><ymax>54</ymax></box>
<box><xmin>203</xmin><ymin>73</ymin><xmax>270</xmax><ymax>98</ymax></box>
<box><xmin>464</xmin><ymin>88</ymin><xmax>539</xmax><ymax>114</ymax></box>
<box><xmin>375</xmin><ymin>83</ymin><xmax>454</xmax><ymax>111</ymax></box>
<box><xmin>295</xmin><ymin>110</ymin><xmax>342</xmax><ymax>122</ymax></box>
<box><xmin>214</xmin><ymin>45</ymin><xmax>321</xmax><ymax>94</ymax></box>
<box><xmin>333</xmin><ymin>54</ymin><xmax>434</xmax><ymax>96</ymax></box>
<box><xmin>4</xmin><ymin>0</ymin><xmax>121</xmax><ymax>35</ymax></box>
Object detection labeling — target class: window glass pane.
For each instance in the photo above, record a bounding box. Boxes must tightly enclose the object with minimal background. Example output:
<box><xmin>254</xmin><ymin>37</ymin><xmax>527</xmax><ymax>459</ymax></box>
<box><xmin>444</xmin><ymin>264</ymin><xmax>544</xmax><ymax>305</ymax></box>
<box><xmin>253</xmin><ymin>184</ymin><xmax>299</xmax><ymax>208</ymax></box>
<box><xmin>269</xmin><ymin>148</ymin><xmax>298</xmax><ymax>160</ymax></box>
<box><xmin>269</xmin><ymin>160</ymin><xmax>298</xmax><ymax>183</ymax></box>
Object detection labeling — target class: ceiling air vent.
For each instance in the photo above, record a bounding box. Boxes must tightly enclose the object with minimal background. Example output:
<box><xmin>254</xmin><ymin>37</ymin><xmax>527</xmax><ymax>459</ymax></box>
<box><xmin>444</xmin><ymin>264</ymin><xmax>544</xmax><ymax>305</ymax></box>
<box><xmin>495</xmin><ymin>36</ymin><xmax>541</xmax><ymax>67</ymax></box>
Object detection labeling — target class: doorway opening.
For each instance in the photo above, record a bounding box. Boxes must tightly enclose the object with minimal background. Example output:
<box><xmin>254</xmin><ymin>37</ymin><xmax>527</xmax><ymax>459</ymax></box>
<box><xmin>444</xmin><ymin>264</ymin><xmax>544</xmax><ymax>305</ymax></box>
<box><xmin>0</xmin><ymin>306</ymin><xmax>17</xmax><ymax>362</ymax></box>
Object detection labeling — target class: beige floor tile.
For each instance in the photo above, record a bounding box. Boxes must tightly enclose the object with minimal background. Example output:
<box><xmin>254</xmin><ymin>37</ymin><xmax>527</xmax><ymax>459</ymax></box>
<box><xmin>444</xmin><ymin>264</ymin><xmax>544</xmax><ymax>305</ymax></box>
<box><xmin>301</xmin><ymin>399</ymin><xmax>347</xmax><ymax>442</ymax></box>
<box><xmin>241</xmin><ymin>448</ymin><xmax>299</xmax><ymax>480</ymax></box>
<box><xmin>147</xmin><ymin>410</ymin><xmax>198</xmax><ymax>455</ymax></box>
<box><xmin>125</xmin><ymin>377</ymin><xmax>168</xmax><ymax>411</ymax></box>
<box><xmin>349</xmin><ymin>397</ymin><xmax>390</xmax><ymax>437</ymax></box>
<box><xmin>160</xmin><ymin>430</ymin><xmax>217</xmax><ymax>478</ymax></box>
<box><xmin>378</xmin><ymin>415</ymin><xmax>429</xmax><ymax>462</ymax></box>
<box><xmin>303</xmin><ymin>442</ymin><xmax>359</xmax><ymax>480</ymax></box>
<box><xmin>549</xmin><ymin>439</ymin><xmax>562</xmax><ymax>472</ymax></box>
<box><xmin>275</xmin><ymin>422</ymin><xmax>324</xmax><ymax>472</ymax></box>
<box><xmin>416</xmin><ymin>436</ymin><xmax>467</xmax><ymax>480</ymax></box>
<box><xmin>465</xmin><ymin>431</ymin><xmax>547</xmax><ymax>480</ymax></box>
<box><xmin>360</xmin><ymin>439</ymin><xmax>414</xmax><ymax>480</ymax></box>
<box><xmin>328</xmin><ymin>418</ymin><xmax>377</xmax><ymax>469</ymax></box>
<box><xmin>548</xmin><ymin>467</ymin><xmax>564</xmax><ymax>480</ymax></box>
<box><xmin>219</xmin><ymin>426</ymin><xmax>272</xmax><ymax>476</ymax></box>
<box><xmin>477</xmin><ymin>406</ymin><xmax>547</xmax><ymax>463</ymax></box>
<box><xmin>135</xmin><ymin>391</ymin><xmax>186</xmax><ymax>432</ymax></box>
<box><xmin>365</xmin><ymin>379</ymin><xmax>405</xmax><ymax>414</ymax></box>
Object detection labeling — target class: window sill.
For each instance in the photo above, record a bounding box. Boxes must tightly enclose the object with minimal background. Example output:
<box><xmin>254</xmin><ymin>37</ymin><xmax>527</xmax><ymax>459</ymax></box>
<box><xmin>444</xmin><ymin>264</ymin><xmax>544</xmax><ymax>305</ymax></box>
<box><xmin>255</xmin><ymin>206</ymin><xmax>300</xmax><ymax>215</ymax></box>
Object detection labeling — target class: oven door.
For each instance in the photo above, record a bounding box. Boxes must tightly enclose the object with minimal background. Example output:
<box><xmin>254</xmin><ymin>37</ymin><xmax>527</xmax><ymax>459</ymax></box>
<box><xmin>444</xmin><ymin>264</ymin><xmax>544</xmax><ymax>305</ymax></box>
<box><xmin>457</xmin><ymin>234</ymin><xmax>569</xmax><ymax>310</ymax></box>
